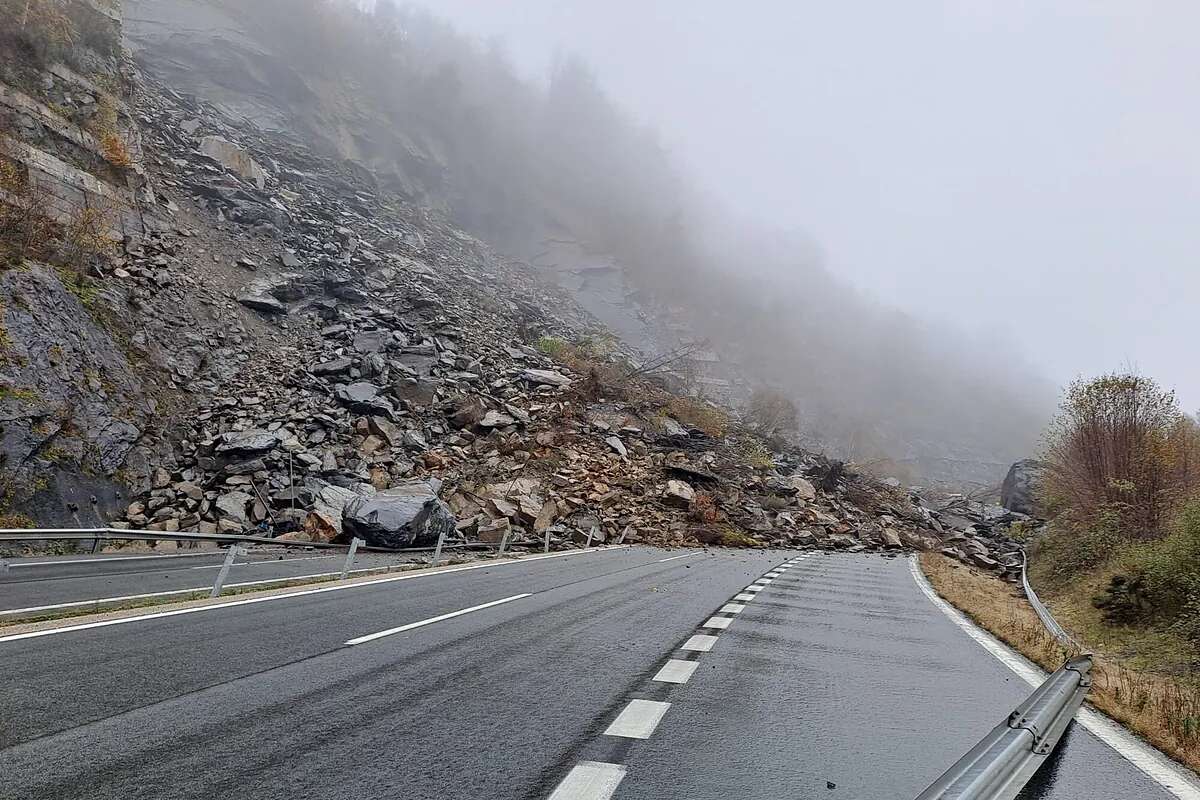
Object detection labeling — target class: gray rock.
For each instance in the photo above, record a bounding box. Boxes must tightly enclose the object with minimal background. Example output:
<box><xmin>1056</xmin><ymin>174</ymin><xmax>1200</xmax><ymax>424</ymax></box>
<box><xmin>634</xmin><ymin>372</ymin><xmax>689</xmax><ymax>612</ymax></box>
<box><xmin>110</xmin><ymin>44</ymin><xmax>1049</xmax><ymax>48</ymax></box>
<box><xmin>353</xmin><ymin>330</ymin><xmax>388</xmax><ymax>353</ymax></box>
<box><xmin>480</xmin><ymin>410</ymin><xmax>516</xmax><ymax>428</ymax></box>
<box><xmin>237</xmin><ymin>293</ymin><xmax>285</xmax><ymax>314</ymax></box>
<box><xmin>1001</xmin><ymin>459</ymin><xmax>1046</xmax><ymax>516</ymax></box>
<box><xmin>312</xmin><ymin>358</ymin><xmax>353</xmax><ymax>376</ymax></box>
<box><xmin>605</xmin><ymin>436</ymin><xmax>628</xmax><ymax>458</ymax></box>
<box><xmin>198</xmin><ymin>135</ymin><xmax>268</xmax><ymax>189</ymax></box>
<box><xmin>520</xmin><ymin>368</ymin><xmax>571</xmax><ymax>387</ymax></box>
<box><xmin>215</xmin><ymin>491</ymin><xmax>255</xmax><ymax>524</ymax></box>
<box><xmin>391</xmin><ymin>377</ymin><xmax>438</xmax><ymax>407</ymax></box>
<box><xmin>342</xmin><ymin>480</ymin><xmax>457</xmax><ymax>548</ymax></box>
<box><xmin>334</xmin><ymin>382</ymin><xmax>395</xmax><ymax>416</ymax></box>
<box><xmin>787</xmin><ymin>475</ymin><xmax>817</xmax><ymax>501</ymax></box>
<box><xmin>215</xmin><ymin>429</ymin><xmax>277</xmax><ymax>456</ymax></box>
<box><xmin>664</xmin><ymin>479</ymin><xmax>695</xmax><ymax>508</ymax></box>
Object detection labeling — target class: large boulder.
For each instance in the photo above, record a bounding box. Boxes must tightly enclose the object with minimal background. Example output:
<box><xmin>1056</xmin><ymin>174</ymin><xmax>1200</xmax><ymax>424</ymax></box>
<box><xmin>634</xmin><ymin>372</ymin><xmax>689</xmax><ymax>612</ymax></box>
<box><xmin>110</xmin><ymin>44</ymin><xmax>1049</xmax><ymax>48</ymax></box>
<box><xmin>1001</xmin><ymin>459</ymin><xmax>1047</xmax><ymax>516</ymax></box>
<box><xmin>342</xmin><ymin>480</ymin><xmax>457</xmax><ymax>548</ymax></box>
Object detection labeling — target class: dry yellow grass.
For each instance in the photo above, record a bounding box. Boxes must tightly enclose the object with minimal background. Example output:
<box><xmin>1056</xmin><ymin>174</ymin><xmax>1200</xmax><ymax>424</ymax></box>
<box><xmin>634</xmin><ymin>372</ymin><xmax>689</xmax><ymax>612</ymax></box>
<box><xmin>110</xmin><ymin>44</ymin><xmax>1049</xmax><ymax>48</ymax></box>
<box><xmin>920</xmin><ymin>552</ymin><xmax>1200</xmax><ymax>774</ymax></box>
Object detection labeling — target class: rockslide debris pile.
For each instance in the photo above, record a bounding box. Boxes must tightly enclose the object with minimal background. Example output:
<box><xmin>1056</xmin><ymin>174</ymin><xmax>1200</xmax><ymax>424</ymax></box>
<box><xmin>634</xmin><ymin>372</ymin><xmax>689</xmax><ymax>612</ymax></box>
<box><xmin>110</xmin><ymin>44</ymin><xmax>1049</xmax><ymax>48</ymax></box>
<box><xmin>4</xmin><ymin>66</ymin><xmax>1032</xmax><ymax>578</ymax></box>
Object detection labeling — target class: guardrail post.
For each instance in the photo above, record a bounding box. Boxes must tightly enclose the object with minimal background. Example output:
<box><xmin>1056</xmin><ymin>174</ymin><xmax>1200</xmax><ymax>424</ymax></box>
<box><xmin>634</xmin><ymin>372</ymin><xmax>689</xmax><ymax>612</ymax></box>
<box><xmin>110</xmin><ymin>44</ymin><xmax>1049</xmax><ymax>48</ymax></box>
<box><xmin>340</xmin><ymin>537</ymin><xmax>363</xmax><ymax>579</ymax></box>
<box><xmin>430</xmin><ymin>527</ymin><xmax>447</xmax><ymax>567</ymax></box>
<box><xmin>497</xmin><ymin>527</ymin><xmax>511</xmax><ymax>557</ymax></box>
<box><xmin>90</xmin><ymin>535</ymin><xmax>102</xmax><ymax>554</ymax></box>
<box><xmin>543</xmin><ymin>527</ymin><xmax>551</xmax><ymax>553</ymax></box>
<box><xmin>210</xmin><ymin>545</ymin><xmax>247</xmax><ymax>598</ymax></box>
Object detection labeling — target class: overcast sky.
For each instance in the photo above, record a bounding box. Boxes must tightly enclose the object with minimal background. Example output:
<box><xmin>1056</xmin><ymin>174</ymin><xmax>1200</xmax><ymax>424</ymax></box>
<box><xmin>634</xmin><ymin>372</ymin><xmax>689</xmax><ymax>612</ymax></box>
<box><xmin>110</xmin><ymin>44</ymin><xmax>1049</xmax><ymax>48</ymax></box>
<box><xmin>416</xmin><ymin>1</ymin><xmax>1200</xmax><ymax>410</ymax></box>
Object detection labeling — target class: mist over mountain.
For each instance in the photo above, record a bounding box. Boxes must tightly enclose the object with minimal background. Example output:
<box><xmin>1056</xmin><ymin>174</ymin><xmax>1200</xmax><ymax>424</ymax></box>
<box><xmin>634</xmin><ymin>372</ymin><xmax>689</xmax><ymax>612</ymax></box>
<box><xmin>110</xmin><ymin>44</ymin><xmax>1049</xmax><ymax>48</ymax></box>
<box><xmin>123</xmin><ymin>0</ymin><xmax>1055</xmax><ymax>486</ymax></box>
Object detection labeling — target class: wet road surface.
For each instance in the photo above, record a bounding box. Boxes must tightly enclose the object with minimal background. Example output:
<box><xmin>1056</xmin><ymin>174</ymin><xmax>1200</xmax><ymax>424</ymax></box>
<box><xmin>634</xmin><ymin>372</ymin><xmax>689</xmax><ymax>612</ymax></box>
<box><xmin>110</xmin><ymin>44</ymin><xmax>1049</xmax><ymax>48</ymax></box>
<box><xmin>0</xmin><ymin>548</ymin><xmax>1194</xmax><ymax>800</ymax></box>
<box><xmin>0</xmin><ymin>547</ymin><xmax>421</xmax><ymax>615</ymax></box>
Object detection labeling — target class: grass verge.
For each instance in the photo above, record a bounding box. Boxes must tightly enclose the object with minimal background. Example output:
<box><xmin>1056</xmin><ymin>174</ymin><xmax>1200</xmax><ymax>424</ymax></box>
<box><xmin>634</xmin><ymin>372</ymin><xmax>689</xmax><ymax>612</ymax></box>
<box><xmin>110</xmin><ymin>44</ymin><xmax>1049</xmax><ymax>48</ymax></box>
<box><xmin>920</xmin><ymin>552</ymin><xmax>1200</xmax><ymax>774</ymax></box>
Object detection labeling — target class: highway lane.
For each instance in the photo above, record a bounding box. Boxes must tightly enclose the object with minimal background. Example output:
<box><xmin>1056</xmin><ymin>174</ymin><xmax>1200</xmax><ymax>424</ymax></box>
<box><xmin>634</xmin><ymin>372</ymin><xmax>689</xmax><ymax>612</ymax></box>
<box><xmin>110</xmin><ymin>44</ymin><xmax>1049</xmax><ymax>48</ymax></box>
<box><xmin>0</xmin><ymin>548</ymin><xmax>1195</xmax><ymax>800</ymax></box>
<box><xmin>593</xmin><ymin>553</ymin><xmax>1184</xmax><ymax>800</ymax></box>
<box><xmin>0</xmin><ymin>548</ymin><xmax>419</xmax><ymax>615</ymax></box>
<box><xmin>0</xmin><ymin>545</ymin><xmax>774</xmax><ymax>799</ymax></box>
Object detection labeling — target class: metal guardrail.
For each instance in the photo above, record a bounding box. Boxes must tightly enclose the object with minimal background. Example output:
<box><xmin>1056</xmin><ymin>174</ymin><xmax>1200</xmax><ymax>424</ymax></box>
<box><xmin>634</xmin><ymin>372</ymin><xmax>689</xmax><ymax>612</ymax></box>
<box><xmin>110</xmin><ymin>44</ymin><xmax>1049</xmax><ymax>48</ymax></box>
<box><xmin>1021</xmin><ymin>550</ymin><xmax>1082</xmax><ymax>651</ymax></box>
<box><xmin>914</xmin><ymin>656</ymin><xmax>1094</xmax><ymax>800</ymax></box>
<box><xmin>0</xmin><ymin>527</ymin><xmax>494</xmax><ymax>556</ymax></box>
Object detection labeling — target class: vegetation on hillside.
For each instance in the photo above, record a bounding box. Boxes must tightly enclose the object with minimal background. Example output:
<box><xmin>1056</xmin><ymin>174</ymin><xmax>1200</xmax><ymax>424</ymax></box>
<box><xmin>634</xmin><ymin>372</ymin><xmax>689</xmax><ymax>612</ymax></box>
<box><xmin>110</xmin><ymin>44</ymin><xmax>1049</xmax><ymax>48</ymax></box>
<box><xmin>1030</xmin><ymin>371</ymin><xmax>1200</xmax><ymax>673</ymax></box>
<box><xmin>923</xmin><ymin>553</ymin><xmax>1200</xmax><ymax>771</ymax></box>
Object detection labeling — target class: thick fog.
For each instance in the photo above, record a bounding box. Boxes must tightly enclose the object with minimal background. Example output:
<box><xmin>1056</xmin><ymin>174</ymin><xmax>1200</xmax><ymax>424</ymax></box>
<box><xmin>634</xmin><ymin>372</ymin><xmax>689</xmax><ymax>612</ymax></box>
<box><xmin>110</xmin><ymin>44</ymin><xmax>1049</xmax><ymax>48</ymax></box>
<box><xmin>142</xmin><ymin>0</ymin><xmax>1200</xmax><ymax>485</ymax></box>
<box><xmin>413</xmin><ymin>0</ymin><xmax>1200</xmax><ymax>413</ymax></box>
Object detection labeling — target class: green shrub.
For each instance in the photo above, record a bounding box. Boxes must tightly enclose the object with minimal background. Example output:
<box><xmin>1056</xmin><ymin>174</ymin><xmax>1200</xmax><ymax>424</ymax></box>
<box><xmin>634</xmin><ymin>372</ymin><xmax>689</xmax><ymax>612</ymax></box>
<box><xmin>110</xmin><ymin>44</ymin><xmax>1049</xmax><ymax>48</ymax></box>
<box><xmin>536</xmin><ymin>336</ymin><xmax>568</xmax><ymax>358</ymax></box>
<box><xmin>1125</xmin><ymin>498</ymin><xmax>1200</xmax><ymax>638</ymax></box>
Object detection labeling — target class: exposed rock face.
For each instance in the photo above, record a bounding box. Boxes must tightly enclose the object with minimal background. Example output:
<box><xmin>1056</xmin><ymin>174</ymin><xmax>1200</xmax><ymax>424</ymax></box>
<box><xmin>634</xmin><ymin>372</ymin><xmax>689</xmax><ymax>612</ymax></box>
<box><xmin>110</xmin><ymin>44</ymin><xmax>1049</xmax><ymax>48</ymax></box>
<box><xmin>1001</xmin><ymin>459</ymin><xmax>1046</xmax><ymax>516</ymax></box>
<box><xmin>342</xmin><ymin>481</ymin><xmax>456</xmax><ymax>548</ymax></box>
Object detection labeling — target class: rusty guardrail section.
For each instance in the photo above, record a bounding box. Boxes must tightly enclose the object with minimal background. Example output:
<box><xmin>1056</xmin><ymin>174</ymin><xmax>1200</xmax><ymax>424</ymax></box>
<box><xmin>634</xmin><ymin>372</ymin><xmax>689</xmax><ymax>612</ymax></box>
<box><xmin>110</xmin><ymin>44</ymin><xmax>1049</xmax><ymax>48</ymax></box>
<box><xmin>913</xmin><ymin>656</ymin><xmax>1093</xmax><ymax>800</ymax></box>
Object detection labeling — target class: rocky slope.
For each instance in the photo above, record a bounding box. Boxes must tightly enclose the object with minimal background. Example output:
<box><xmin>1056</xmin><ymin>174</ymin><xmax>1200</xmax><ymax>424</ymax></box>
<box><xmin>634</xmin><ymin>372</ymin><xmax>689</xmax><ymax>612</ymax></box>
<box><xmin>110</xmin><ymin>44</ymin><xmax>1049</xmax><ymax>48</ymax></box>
<box><xmin>0</xmin><ymin>23</ymin><xmax>1040</xmax><ymax>581</ymax></box>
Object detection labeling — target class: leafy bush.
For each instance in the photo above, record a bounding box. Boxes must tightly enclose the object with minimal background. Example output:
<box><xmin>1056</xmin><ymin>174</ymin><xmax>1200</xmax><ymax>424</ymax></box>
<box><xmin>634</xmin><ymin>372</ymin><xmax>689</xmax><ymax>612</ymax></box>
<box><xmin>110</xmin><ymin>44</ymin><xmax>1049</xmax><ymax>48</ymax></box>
<box><xmin>1041</xmin><ymin>372</ymin><xmax>1200</xmax><ymax>537</ymax></box>
<box><xmin>1124</xmin><ymin>499</ymin><xmax>1200</xmax><ymax>639</ymax></box>
<box><xmin>0</xmin><ymin>160</ymin><xmax>57</xmax><ymax>267</ymax></box>
<box><xmin>665</xmin><ymin>396</ymin><xmax>728</xmax><ymax>438</ymax></box>
<box><xmin>746</xmin><ymin>388</ymin><xmax>798</xmax><ymax>437</ymax></box>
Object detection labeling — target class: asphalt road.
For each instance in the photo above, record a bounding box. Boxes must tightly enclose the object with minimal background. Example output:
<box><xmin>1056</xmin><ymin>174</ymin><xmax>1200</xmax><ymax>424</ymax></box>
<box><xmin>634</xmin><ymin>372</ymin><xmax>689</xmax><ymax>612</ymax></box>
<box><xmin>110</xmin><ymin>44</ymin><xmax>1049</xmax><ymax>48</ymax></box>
<box><xmin>0</xmin><ymin>548</ymin><xmax>418</xmax><ymax>615</ymax></box>
<box><xmin>0</xmin><ymin>547</ymin><xmax>1194</xmax><ymax>800</ymax></box>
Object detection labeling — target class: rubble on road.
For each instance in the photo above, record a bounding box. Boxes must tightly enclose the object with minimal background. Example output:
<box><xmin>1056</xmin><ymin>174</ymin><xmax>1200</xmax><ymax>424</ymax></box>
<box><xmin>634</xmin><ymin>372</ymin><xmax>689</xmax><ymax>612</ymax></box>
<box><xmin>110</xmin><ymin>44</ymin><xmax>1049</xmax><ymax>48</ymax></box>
<box><xmin>22</xmin><ymin>72</ymin><xmax>1026</xmax><ymax>576</ymax></box>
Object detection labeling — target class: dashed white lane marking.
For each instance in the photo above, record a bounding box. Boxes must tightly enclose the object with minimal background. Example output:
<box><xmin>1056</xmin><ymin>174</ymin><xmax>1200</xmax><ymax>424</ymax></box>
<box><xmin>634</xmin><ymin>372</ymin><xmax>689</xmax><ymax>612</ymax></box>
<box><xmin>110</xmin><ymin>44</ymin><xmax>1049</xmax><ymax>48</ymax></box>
<box><xmin>733</xmin><ymin>593</ymin><xmax>756</xmax><ymax>602</ymax></box>
<box><xmin>720</xmin><ymin>603</ymin><xmax>746</xmax><ymax>614</ymax></box>
<box><xmin>0</xmin><ymin>547</ymin><xmax>630</xmax><ymax>643</ymax></box>
<box><xmin>910</xmin><ymin>557</ymin><xmax>1200</xmax><ymax>800</ymax></box>
<box><xmin>655</xmin><ymin>553</ymin><xmax>698</xmax><ymax>563</ymax></box>
<box><xmin>344</xmin><ymin>594</ymin><xmax>530</xmax><ymax>645</ymax></box>
<box><xmin>702</xmin><ymin>616</ymin><xmax>732</xmax><ymax>630</ymax></box>
<box><xmin>753</xmin><ymin>578</ymin><xmax>771</xmax><ymax>585</ymax></box>
<box><xmin>653</xmin><ymin>659</ymin><xmax>699</xmax><ymax>684</ymax></box>
<box><xmin>681</xmin><ymin>633</ymin><xmax>719</xmax><ymax>652</ymax></box>
<box><xmin>547</xmin><ymin>761</ymin><xmax>626</xmax><ymax>800</ymax></box>
<box><xmin>745</xmin><ymin>585</ymin><xmax>765</xmax><ymax>593</ymax></box>
<box><xmin>604</xmin><ymin>699</ymin><xmax>671</xmax><ymax>739</ymax></box>
<box><xmin>190</xmin><ymin>555</ymin><xmax>336</xmax><ymax>569</ymax></box>
<box><xmin>765</xmin><ymin>572</ymin><xmax>782</xmax><ymax>578</ymax></box>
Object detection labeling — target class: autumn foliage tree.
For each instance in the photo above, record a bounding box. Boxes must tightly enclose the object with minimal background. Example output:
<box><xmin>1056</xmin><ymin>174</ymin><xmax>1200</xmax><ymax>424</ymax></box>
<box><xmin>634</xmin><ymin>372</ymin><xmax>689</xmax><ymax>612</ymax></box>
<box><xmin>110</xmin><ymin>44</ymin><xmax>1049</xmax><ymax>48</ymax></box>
<box><xmin>1041</xmin><ymin>373</ymin><xmax>1200</xmax><ymax>538</ymax></box>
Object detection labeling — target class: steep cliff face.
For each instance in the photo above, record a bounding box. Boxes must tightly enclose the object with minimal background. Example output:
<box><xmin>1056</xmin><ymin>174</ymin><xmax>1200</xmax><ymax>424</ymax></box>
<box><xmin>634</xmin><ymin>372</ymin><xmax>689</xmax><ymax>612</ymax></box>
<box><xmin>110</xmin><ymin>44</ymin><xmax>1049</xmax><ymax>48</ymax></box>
<box><xmin>0</xmin><ymin>0</ymin><xmax>160</xmax><ymax>522</ymax></box>
<box><xmin>123</xmin><ymin>0</ymin><xmax>453</xmax><ymax>208</ymax></box>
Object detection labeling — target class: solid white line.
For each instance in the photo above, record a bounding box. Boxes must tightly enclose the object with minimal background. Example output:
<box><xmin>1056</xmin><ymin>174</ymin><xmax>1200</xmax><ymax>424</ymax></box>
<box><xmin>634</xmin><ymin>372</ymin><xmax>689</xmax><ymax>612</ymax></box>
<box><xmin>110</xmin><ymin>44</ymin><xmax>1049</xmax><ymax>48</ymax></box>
<box><xmin>733</xmin><ymin>593</ymin><xmax>756</xmax><ymax>602</ymax></box>
<box><xmin>909</xmin><ymin>557</ymin><xmax>1200</xmax><ymax>800</ymax></box>
<box><xmin>344</xmin><ymin>594</ymin><xmax>530</xmax><ymax>645</ymax></box>
<box><xmin>11</xmin><ymin>552</ymin><xmax>220</xmax><ymax>567</ymax></box>
<box><xmin>190</xmin><ymin>555</ymin><xmax>336</xmax><ymax>570</ymax></box>
<box><xmin>656</xmin><ymin>553</ymin><xmax>699</xmax><ymax>563</ymax></box>
<box><xmin>604</xmin><ymin>699</ymin><xmax>671</xmax><ymax>739</ymax></box>
<box><xmin>548</xmin><ymin>761</ymin><xmax>626</xmax><ymax>800</ymax></box>
<box><xmin>0</xmin><ymin>547</ymin><xmax>630</xmax><ymax>643</ymax></box>
<box><xmin>681</xmin><ymin>633</ymin><xmax>719</xmax><ymax>652</ymax></box>
<box><xmin>653</xmin><ymin>659</ymin><xmax>699</xmax><ymax>684</ymax></box>
<box><xmin>702</xmin><ymin>616</ymin><xmax>732</xmax><ymax>630</ymax></box>
<box><xmin>720</xmin><ymin>603</ymin><xmax>745</xmax><ymax>614</ymax></box>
